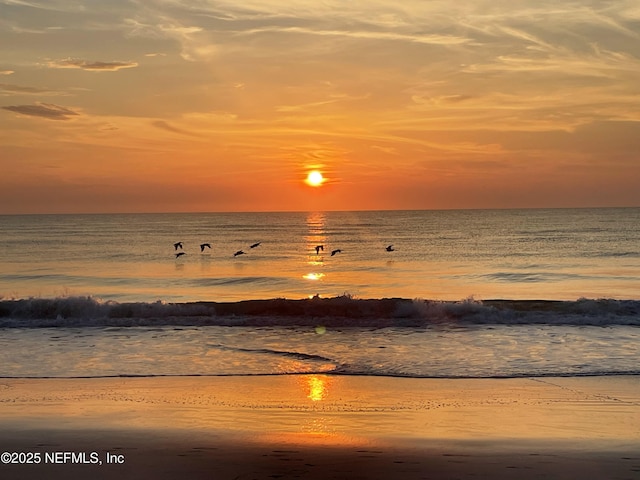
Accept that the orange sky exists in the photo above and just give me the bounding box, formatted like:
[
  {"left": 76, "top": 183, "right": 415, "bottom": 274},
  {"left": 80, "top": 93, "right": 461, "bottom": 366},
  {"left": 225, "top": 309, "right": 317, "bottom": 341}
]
[{"left": 1, "top": 0, "right": 639, "bottom": 213}]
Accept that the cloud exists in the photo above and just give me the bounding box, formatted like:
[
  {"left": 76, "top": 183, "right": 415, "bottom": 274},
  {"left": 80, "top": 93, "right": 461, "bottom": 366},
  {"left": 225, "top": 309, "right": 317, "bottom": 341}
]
[
  {"left": 155, "top": 24, "right": 217, "bottom": 61},
  {"left": 0, "top": 83, "right": 66, "bottom": 96},
  {"left": 371, "top": 145, "right": 399, "bottom": 155},
  {"left": 123, "top": 1, "right": 471, "bottom": 63},
  {"left": 1, "top": 0, "right": 85, "bottom": 11},
  {"left": 125, "top": 19, "right": 217, "bottom": 61},
  {"left": 48, "top": 59, "right": 138, "bottom": 71},
  {"left": 238, "top": 26, "right": 472, "bottom": 46},
  {"left": 0, "top": 70, "right": 15, "bottom": 75},
  {"left": 151, "top": 120, "right": 200, "bottom": 136},
  {"left": 2, "top": 102, "right": 79, "bottom": 120},
  {"left": 462, "top": 46, "right": 640, "bottom": 82},
  {"left": 411, "top": 94, "right": 474, "bottom": 106}
]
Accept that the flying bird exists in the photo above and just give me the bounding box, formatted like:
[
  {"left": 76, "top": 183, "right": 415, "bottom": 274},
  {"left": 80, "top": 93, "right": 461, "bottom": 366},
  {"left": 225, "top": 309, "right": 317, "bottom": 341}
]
[
  {"left": 200, "top": 243, "right": 211, "bottom": 252},
  {"left": 331, "top": 249, "right": 341, "bottom": 256},
  {"left": 250, "top": 242, "right": 261, "bottom": 248},
  {"left": 174, "top": 242, "right": 183, "bottom": 250},
  {"left": 386, "top": 245, "right": 395, "bottom": 252},
  {"left": 175, "top": 252, "right": 186, "bottom": 258},
  {"left": 315, "top": 245, "right": 324, "bottom": 255},
  {"left": 233, "top": 250, "right": 245, "bottom": 257}
]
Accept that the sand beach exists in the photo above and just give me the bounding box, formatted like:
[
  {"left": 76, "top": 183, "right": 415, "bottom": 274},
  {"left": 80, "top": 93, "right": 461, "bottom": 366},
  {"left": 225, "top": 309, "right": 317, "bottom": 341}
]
[{"left": 1, "top": 375, "right": 638, "bottom": 479}]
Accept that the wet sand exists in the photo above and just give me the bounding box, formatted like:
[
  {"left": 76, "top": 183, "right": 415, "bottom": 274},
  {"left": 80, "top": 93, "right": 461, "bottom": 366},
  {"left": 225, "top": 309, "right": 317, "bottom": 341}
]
[{"left": 0, "top": 375, "right": 639, "bottom": 479}]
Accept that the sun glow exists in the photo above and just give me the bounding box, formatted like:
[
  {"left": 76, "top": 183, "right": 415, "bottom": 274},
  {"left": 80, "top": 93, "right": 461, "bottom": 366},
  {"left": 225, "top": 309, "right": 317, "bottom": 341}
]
[{"left": 305, "top": 170, "right": 325, "bottom": 187}]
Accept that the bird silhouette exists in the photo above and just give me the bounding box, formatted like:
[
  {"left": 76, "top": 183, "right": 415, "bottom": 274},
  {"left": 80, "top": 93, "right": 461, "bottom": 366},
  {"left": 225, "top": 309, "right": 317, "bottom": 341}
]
[
  {"left": 174, "top": 242, "right": 183, "bottom": 250},
  {"left": 175, "top": 252, "right": 186, "bottom": 258},
  {"left": 200, "top": 243, "right": 211, "bottom": 252},
  {"left": 250, "top": 242, "right": 261, "bottom": 249},
  {"left": 233, "top": 250, "right": 245, "bottom": 257},
  {"left": 315, "top": 245, "right": 324, "bottom": 255},
  {"left": 386, "top": 245, "right": 394, "bottom": 252},
  {"left": 331, "top": 249, "right": 341, "bottom": 256}
]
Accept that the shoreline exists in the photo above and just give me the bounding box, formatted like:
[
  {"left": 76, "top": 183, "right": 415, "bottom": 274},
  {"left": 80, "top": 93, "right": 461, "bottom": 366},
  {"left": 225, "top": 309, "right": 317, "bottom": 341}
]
[{"left": 1, "top": 375, "right": 639, "bottom": 479}]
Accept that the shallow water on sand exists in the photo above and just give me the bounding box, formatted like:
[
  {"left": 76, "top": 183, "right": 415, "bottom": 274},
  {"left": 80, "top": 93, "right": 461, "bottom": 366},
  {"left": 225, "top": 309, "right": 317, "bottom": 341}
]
[{"left": 2, "top": 323, "right": 639, "bottom": 379}]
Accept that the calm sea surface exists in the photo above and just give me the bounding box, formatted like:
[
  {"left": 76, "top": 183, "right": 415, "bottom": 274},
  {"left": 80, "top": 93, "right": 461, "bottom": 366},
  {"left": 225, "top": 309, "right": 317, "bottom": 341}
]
[
  {"left": 1, "top": 208, "right": 639, "bottom": 379},
  {"left": 1, "top": 208, "right": 639, "bottom": 302}
]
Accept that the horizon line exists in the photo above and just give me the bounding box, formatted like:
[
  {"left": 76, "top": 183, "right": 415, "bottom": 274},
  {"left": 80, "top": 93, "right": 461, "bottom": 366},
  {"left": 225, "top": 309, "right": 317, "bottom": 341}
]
[{"left": 1, "top": 205, "right": 638, "bottom": 216}]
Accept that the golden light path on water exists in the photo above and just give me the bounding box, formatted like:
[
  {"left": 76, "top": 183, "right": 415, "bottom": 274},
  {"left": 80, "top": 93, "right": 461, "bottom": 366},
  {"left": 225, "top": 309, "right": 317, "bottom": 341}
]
[
  {"left": 304, "top": 211, "right": 328, "bottom": 295},
  {"left": 303, "top": 273, "right": 325, "bottom": 281},
  {"left": 306, "top": 376, "right": 328, "bottom": 402}
]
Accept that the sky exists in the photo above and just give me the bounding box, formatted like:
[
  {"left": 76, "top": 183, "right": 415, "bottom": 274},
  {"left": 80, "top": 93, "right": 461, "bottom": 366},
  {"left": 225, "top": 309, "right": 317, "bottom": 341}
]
[{"left": 1, "top": 0, "right": 639, "bottom": 213}]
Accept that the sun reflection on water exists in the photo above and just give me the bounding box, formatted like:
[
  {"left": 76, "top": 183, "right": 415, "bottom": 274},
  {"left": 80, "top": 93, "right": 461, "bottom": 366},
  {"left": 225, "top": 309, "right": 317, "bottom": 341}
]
[
  {"left": 307, "top": 375, "right": 327, "bottom": 402},
  {"left": 303, "top": 272, "right": 325, "bottom": 281},
  {"left": 305, "top": 212, "right": 326, "bottom": 263},
  {"left": 305, "top": 212, "right": 328, "bottom": 296}
]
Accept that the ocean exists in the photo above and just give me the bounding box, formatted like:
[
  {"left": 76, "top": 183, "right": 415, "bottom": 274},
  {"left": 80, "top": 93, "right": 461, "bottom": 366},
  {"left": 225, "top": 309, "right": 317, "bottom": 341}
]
[{"left": 1, "top": 208, "right": 639, "bottom": 379}]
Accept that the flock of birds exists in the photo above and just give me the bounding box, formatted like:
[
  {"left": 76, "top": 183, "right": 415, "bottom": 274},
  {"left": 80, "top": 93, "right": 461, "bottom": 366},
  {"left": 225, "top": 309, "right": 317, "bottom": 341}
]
[
  {"left": 173, "top": 241, "right": 395, "bottom": 258},
  {"left": 173, "top": 240, "right": 263, "bottom": 258}
]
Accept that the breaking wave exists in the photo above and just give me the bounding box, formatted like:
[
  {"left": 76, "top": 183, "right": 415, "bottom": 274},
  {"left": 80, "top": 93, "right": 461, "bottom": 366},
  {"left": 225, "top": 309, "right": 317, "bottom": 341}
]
[{"left": 1, "top": 295, "right": 639, "bottom": 328}]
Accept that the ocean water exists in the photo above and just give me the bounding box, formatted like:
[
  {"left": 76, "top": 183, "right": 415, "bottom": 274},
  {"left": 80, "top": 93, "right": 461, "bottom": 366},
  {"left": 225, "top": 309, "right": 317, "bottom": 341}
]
[{"left": 1, "top": 208, "right": 639, "bottom": 379}]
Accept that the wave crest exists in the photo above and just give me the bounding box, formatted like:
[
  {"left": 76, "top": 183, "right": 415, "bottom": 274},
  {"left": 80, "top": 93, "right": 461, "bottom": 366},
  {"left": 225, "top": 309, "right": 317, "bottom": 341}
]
[{"left": 0, "top": 295, "right": 638, "bottom": 328}]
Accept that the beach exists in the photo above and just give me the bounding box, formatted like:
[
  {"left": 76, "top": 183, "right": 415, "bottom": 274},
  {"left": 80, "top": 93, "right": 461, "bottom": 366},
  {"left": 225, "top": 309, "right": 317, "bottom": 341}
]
[
  {"left": 1, "top": 209, "right": 639, "bottom": 478},
  {"left": 1, "top": 375, "right": 638, "bottom": 479}
]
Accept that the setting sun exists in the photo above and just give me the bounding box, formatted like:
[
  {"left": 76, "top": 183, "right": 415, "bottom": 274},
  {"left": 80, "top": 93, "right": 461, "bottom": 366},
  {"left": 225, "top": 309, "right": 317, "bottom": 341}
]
[{"left": 305, "top": 171, "right": 325, "bottom": 187}]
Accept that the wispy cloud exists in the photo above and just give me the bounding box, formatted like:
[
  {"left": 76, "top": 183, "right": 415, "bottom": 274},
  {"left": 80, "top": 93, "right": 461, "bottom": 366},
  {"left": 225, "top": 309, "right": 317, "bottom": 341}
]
[
  {"left": 0, "top": 83, "right": 66, "bottom": 96},
  {"left": 0, "top": 70, "right": 15, "bottom": 75},
  {"left": 2, "top": 102, "right": 79, "bottom": 120},
  {"left": 124, "top": 19, "right": 217, "bottom": 61},
  {"left": 151, "top": 120, "right": 200, "bottom": 137},
  {"left": 276, "top": 94, "right": 368, "bottom": 113},
  {"left": 1, "top": 0, "right": 85, "bottom": 11},
  {"left": 2, "top": 0, "right": 48, "bottom": 8},
  {"left": 238, "top": 26, "right": 472, "bottom": 46},
  {"left": 463, "top": 46, "right": 640, "bottom": 79},
  {"left": 48, "top": 59, "right": 138, "bottom": 71},
  {"left": 371, "top": 145, "right": 399, "bottom": 155}
]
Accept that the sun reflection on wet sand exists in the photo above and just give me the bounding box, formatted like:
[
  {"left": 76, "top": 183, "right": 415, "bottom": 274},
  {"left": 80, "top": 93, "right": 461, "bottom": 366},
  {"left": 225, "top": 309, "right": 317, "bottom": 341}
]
[
  {"left": 299, "top": 375, "right": 338, "bottom": 437},
  {"left": 2, "top": 375, "right": 638, "bottom": 479}
]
